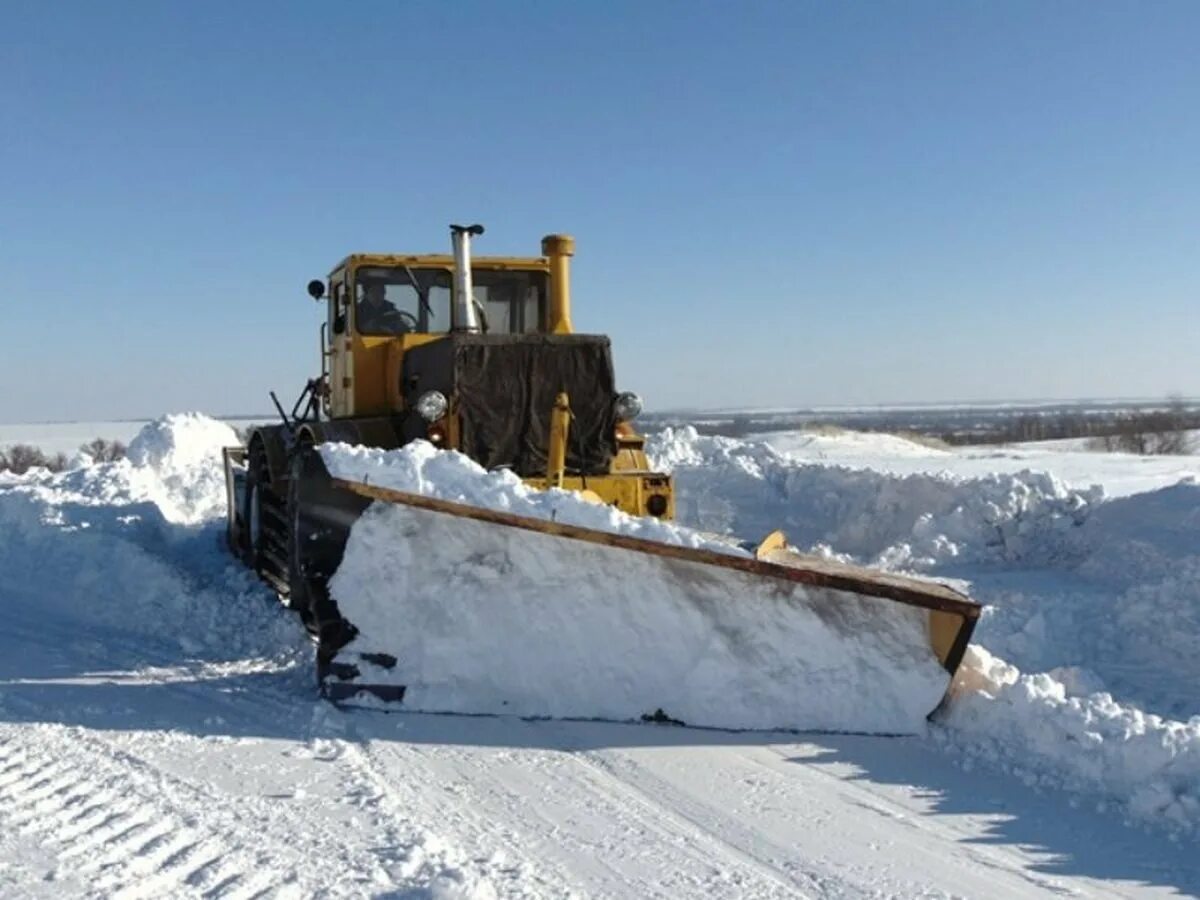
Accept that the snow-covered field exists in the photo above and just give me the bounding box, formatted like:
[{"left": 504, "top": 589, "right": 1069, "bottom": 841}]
[
  {"left": 750, "top": 428, "right": 1200, "bottom": 498},
  {"left": 1, "top": 415, "right": 1197, "bottom": 897}
]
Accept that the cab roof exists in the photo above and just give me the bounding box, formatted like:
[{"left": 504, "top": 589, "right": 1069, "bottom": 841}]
[{"left": 332, "top": 253, "right": 551, "bottom": 276}]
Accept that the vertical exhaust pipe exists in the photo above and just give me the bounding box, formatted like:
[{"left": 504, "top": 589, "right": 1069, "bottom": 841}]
[
  {"left": 541, "top": 234, "right": 575, "bottom": 334},
  {"left": 450, "top": 224, "right": 484, "bottom": 333}
]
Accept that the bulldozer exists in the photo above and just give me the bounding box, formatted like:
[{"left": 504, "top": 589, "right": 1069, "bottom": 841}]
[{"left": 224, "top": 224, "right": 980, "bottom": 733}]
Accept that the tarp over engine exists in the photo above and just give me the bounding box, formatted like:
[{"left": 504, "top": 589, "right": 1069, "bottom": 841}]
[{"left": 401, "top": 334, "right": 618, "bottom": 476}]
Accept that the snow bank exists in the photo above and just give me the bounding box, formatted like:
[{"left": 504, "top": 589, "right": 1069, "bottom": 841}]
[
  {"left": 320, "top": 440, "right": 951, "bottom": 733},
  {"left": 0, "top": 414, "right": 300, "bottom": 661},
  {"left": 750, "top": 427, "right": 950, "bottom": 460},
  {"left": 650, "top": 426, "right": 1200, "bottom": 834},
  {"left": 125, "top": 412, "right": 241, "bottom": 522},
  {"left": 939, "top": 647, "right": 1200, "bottom": 835},
  {"left": 649, "top": 426, "right": 1098, "bottom": 570}
]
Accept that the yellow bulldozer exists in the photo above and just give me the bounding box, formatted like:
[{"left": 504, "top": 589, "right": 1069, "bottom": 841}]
[{"left": 225, "top": 224, "right": 979, "bottom": 733}]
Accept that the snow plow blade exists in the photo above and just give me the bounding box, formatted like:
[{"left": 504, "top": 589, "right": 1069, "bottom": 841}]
[{"left": 291, "top": 455, "right": 980, "bottom": 734}]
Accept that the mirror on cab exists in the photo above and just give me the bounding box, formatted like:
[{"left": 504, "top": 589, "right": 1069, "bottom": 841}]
[{"left": 307, "top": 279, "right": 325, "bottom": 300}]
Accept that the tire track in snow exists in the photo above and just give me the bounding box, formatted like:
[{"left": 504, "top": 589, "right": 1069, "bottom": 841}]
[
  {"left": 0, "top": 733, "right": 268, "bottom": 899},
  {"left": 0, "top": 719, "right": 491, "bottom": 899},
  {"left": 580, "top": 742, "right": 980, "bottom": 899},
  {"left": 0, "top": 609, "right": 502, "bottom": 898},
  {"left": 584, "top": 741, "right": 1153, "bottom": 899},
  {"left": 566, "top": 746, "right": 846, "bottom": 898},
  {"left": 335, "top": 739, "right": 567, "bottom": 900},
  {"left": 352, "top": 730, "right": 808, "bottom": 899}
]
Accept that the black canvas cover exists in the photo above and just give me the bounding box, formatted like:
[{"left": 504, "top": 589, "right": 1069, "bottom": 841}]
[{"left": 402, "top": 334, "right": 618, "bottom": 477}]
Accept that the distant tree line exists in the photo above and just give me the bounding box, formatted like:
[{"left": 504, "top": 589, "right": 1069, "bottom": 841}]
[
  {"left": 1085, "top": 405, "right": 1197, "bottom": 455},
  {"left": 949, "top": 397, "right": 1198, "bottom": 454},
  {"left": 0, "top": 438, "right": 126, "bottom": 475}
]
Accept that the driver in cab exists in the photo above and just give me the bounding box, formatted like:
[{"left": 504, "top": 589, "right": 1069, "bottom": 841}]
[{"left": 357, "top": 283, "right": 411, "bottom": 334}]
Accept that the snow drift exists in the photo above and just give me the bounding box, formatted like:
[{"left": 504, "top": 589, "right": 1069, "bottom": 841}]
[
  {"left": 320, "top": 441, "right": 953, "bottom": 733},
  {"left": 649, "top": 426, "right": 1099, "bottom": 570},
  {"left": 0, "top": 413, "right": 301, "bottom": 661},
  {"left": 942, "top": 646, "right": 1200, "bottom": 834}
]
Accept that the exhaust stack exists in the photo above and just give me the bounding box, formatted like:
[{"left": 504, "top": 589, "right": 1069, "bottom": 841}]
[
  {"left": 542, "top": 233, "right": 574, "bottom": 334},
  {"left": 450, "top": 224, "right": 484, "bottom": 333}
]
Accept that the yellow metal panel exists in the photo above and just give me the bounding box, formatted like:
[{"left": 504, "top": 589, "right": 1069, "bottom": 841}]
[
  {"left": 523, "top": 472, "right": 675, "bottom": 520},
  {"left": 344, "top": 332, "right": 446, "bottom": 419},
  {"left": 611, "top": 445, "right": 654, "bottom": 472},
  {"left": 929, "top": 609, "right": 963, "bottom": 669},
  {"left": 546, "top": 393, "right": 571, "bottom": 487},
  {"left": 333, "top": 254, "right": 551, "bottom": 276}
]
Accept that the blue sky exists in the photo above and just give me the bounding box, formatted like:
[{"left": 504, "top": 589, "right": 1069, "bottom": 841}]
[{"left": 3, "top": 1, "right": 1198, "bottom": 422}]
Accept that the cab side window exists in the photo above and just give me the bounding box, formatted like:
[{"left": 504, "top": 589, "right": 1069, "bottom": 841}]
[{"left": 331, "top": 282, "right": 348, "bottom": 334}]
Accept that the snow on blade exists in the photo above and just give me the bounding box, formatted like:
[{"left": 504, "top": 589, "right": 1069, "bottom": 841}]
[
  {"left": 320, "top": 441, "right": 951, "bottom": 733},
  {"left": 321, "top": 440, "right": 747, "bottom": 556}
]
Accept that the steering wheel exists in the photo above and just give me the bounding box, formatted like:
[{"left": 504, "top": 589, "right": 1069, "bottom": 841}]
[{"left": 378, "top": 308, "right": 419, "bottom": 332}]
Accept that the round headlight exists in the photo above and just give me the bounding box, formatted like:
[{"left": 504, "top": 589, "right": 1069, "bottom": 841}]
[
  {"left": 415, "top": 390, "right": 448, "bottom": 422},
  {"left": 614, "top": 391, "right": 643, "bottom": 421}
]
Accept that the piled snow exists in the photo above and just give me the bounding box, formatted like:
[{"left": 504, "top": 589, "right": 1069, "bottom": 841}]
[
  {"left": 125, "top": 412, "right": 237, "bottom": 471},
  {"left": 941, "top": 647, "right": 1200, "bottom": 834},
  {"left": 649, "top": 425, "right": 1200, "bottom": 834},
  {"left": 125, "top": 412, "right": 243, "bottom": 522},
  {"left": 0, "top": 413, "right": 300, "bottom": 660},
  {"left": 649, "top": 426, "right": 1099, "bottom": 570},
  {"left": 729, "top": 425, "right": 1200, "bottom": 498},
  {"left": 320, "top": 441, "right": 951, "bottom": 733},
  {"left": 750, "top": 427, "right": 950, "bottom": 460}
]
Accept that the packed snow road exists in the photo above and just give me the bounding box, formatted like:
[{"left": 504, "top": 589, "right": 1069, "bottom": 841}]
[
  {"left": 1, "top": 414, "right": 1198, "bottom": 897},
  {"left": 2, "top": 606, "right": 1194, "bottom": 899}
]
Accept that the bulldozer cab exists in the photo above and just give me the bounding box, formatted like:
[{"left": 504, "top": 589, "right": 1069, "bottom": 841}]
[
  {"left": 317, "top": 234, "right": 571, "bottom": 420},
  {"left": 295, "top": 227, "right": 666, "bottom": 519}
]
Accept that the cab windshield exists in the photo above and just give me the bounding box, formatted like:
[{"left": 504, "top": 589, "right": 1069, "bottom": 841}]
[
  {"left": 355, "top": 266, "right": 451, "bottom": 336},
  {"left": 354, "top": 266, "right": 547, "bottom": 336}
]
